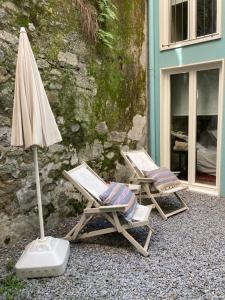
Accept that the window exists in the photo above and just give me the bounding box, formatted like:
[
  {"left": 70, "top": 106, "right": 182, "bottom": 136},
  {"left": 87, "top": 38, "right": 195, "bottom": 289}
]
[
  {"left": 160, "top": 61, "right": 223, "bottom": 194},
  {"left": 160, "top": 0, "right": 221, "bottom": 49}
]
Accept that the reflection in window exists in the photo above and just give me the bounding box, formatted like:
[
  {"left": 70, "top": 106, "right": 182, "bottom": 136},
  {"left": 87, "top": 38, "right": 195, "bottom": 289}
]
[
  {"left": 170, "top": 73, "right": 189, "bottom": 181},
  {"left": 196, "top": 69, "right": 219, "bottom": 185},
  {"left": 171, "top": 0, "right": 188, "bottom": 42},
  {"left": 197, "top": 0, "right": 217, "bottom": 37}
]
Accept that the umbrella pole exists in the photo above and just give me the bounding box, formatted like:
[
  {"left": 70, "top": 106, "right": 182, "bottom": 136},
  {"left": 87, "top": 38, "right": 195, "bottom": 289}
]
[{"left": 33, "top": 146, "right": 45, "bottom": 239}]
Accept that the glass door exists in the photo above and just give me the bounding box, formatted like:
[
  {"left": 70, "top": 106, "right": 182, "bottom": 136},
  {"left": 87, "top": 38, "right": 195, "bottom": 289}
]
[
  {"left": 165, "top": 65, "right": 221, "bottom": 191},
  {"left": 170, "top": 73, "right": 189, "bottom": 181},
  {"left": 195, "top": 69, "right": 219, "bottom": 186}
]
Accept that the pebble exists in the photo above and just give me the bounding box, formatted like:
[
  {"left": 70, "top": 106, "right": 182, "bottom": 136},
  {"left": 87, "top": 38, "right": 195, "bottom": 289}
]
[{"left": 1, "top": 191, "right": 225, "bottom": 299}]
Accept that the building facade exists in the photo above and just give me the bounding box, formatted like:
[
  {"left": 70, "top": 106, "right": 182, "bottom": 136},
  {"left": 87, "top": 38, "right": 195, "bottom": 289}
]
[{"left": 149, "top": 0, "right": 225, "bottom": 196}]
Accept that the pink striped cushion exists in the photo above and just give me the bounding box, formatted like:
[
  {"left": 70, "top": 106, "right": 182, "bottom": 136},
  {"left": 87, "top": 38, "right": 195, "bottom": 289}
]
[{"left": 99, "top": 182, "right": 137, "bottom": 221}]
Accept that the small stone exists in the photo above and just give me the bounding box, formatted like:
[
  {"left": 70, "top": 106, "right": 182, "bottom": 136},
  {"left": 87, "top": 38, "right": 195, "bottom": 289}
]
[
  {"left": 128, "top": 114, "right": 146, "bottom": 141},
  {"left": 37, "top": 59, "right": 50, "bottom": 69},
  {"left": 0, "top": 66, "right": 10, "bottom": 83},
  {"left": 92, "top": 139, "right": 104, "bottom": 158},
  {"left": 57, "top": 116, "right": 64, "bottom": 125},
  {"left": 71, "top": 152, "right": 78, "bottom": 166},
  {"left": 58, "top": 51, "right": 78, "bottom": 67},
  {"left": 103, "top": 142, "right": 112, "bottom": 149},
  {"left": 2, "top": 2, "right": 18, "bottom": 12},
  {"left": 50, "top": 69, "right": 61, "bottom": 76},
  {"left": 0, "top": 30, "right": 18, "bottom": 45},
  {"left": 106, "top": 152, "right": 114, "bottom": 160},
  {"left": 28, "top": 23, "right": 36, "bottom": 31},
  {"left": 0, "top": 49, "right": 5, "bottom": 62},
  {"left": 0, "top": 8, "right": 6, "bottom": 18},
  {"left": 71, "top": 124, "right": 80, "bottom": 132},
  {"left": 48, "top": 144, "right": 65, "bottom": 153},
  {"left": 95, "top": 122, "right": 108, "bottom": 135},
  {"left": 108, "top": 131, "right": 126, "bottom": 143},
  {"left": 0, "top": 127, "right": 11, "bottom": 147},
  {"left": 49, "top": 82, "right": 62, "bottom": 90},
  {"left": 0, "top": 115, "right": 10, "bottom": 126}
]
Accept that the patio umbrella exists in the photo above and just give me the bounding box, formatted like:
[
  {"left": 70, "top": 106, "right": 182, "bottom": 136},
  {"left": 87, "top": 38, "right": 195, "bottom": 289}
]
[{"left": 11, "top": 28, "right": 69, "bottom": 279}]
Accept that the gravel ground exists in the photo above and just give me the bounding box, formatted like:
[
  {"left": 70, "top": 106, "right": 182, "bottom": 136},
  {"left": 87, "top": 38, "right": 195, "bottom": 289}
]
[{"left": 1, "top": 191, "right": 225, "bottom": 300}]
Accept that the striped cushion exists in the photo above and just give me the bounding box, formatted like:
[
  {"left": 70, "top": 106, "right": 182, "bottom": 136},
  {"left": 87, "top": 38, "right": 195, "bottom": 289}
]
[
  {"left": 144, "top": 167, "right": 181, "bottom": 192},
  {"left": 99, "top": 182, "right": 137, "bottom": 222}
]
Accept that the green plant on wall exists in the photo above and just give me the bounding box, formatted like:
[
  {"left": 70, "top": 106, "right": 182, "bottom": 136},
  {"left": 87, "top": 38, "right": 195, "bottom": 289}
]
[
  {"left": 96, "top": 0, "right": 117, "bottom": 48},
  {"left": 73, "top": 0, "right": 117, "bottom": 48}
]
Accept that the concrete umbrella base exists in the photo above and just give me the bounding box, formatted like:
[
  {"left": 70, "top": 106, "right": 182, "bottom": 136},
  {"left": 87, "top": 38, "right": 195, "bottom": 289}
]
[{"left": 15, "top": 236, "right": 70, "bottom": 279}]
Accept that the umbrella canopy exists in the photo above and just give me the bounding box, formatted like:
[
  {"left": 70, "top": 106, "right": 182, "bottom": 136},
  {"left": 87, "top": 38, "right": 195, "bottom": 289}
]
[
  {"left": 11, "top": 27, "right": 62, "bottom": 149},
  {"left": 11, "top": 27, "right": 63, "bottom": 240}
]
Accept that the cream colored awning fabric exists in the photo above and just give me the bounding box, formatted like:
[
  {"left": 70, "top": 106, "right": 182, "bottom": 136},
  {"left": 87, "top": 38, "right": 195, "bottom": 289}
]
[{"left": 11, "top": 27, "right": 62, "bottom": 149}]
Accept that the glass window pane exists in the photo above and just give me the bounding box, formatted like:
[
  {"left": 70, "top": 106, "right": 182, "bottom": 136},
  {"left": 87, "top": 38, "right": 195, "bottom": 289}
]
[
  {"left": 170, "top": 73, "right": 189, "bottom": 181},
  {"left": 197, "top": 0, "right": 217, "bottom": 36},
  {"left": 196, "top": 69, "right": 219, "bottom": 185},
  {"left": 171, "top": 0, "right": 188, "bottom": 42}
]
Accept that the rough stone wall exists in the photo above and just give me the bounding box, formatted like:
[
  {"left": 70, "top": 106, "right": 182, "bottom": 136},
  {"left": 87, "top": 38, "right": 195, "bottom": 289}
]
[{"left": 0, "top": 0, "right": 147, "bottom": 245}]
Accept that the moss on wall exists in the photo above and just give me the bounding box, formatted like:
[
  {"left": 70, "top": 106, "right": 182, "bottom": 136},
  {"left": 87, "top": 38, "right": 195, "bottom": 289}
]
[
  {"left": 89, "top": 0, "right": 146, "bottom": 131},
  {"left": 0, "top": 0, "right": 147, "bottom": 244}
]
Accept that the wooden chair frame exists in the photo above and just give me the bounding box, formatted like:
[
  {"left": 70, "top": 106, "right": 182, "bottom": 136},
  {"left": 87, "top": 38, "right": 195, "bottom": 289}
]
[
  {"left": 63, "top": 162, "right": 155, "bottom": 257},
  {"left": 121, "top": 149, "right": 189, "bottom": 220}
]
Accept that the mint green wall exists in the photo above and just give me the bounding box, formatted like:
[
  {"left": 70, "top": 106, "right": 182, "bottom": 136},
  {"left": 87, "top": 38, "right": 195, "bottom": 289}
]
[{"left": 150, "top": 0, "right": 225, "bottom": 195}]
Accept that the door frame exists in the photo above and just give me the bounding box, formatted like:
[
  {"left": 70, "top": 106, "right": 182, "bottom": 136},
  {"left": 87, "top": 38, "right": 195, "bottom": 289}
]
[{"left": 160, "top": 59, "right": 224, "bottom": 195}]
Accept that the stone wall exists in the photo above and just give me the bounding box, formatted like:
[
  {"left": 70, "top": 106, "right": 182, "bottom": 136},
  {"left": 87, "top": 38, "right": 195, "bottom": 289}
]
[{"left": 0, "top": 0, "right": 147, "bottom": 246}]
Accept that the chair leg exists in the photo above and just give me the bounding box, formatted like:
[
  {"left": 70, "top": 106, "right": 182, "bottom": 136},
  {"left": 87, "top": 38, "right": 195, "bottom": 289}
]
[
  {"left": 143, "top": 184, "right": 168, "bottom": 220},
  {"left": 143, "top": 184, "right": 189, "bottom": 220},
  {"left": 65, "top": 213, "right": 88, "bottom": 240},
  {"left": 121, "top": 229, "right": 149, "bottom": 257},
  {"left": 174, "top": 192, "right": 189, "bottom": 210},
  {"left": 144, "top": 225, "right": 153, "bottom": 251}
]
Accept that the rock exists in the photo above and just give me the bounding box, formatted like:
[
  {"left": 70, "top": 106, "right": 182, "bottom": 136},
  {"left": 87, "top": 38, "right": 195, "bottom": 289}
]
[
  {"left": 0, "top": 214, "right": 38, "bottom": 247},
  {"left": 78, "top": 140, "right": 104, "bottom": 161},
  {"left": 0, "top": 66, "right": 10, "bottom": 83},
  {"left": 46, "top": 90, "right": 59, "bottom": 104},
  {"left": 50, "top": 69, "right": 61, "bottom": 76},
  {"left": 114, "top": 162, "right": 131, "bottom": 182},
  {"left": 0, "top": 127, "right": 11, "bottom": 147},
  {"left": 0, "top": 49, "right": 5, "bottom": 62},
  {"left": 104, "top": 142, "right": 112, "bottom": 149},
  {"left": 95, "top": 122, "right": 108, "bottom": 135},
  {"left": 0, "top": 30, "right": 18, "bottom": 45},
  {"left": 108, "top": 131, "right": 126, "bottom": 143},
  {"left": 28, "top": 23, "right": 36, "bottom": 31},
  {"left": 71, "top": 123, "right": 80, "bottom": 132},
  {"left": 16, "top": 178, "right": 36, "bottom": 212},
  {"left": 106, "top": 152, "right": 114, "bottom": 160},
  {"left": 57, "top": 116, "right": 64, "bottom": 125},
  {"left": 92, "top": 139, "right": 104, "bottom": 159},
  {"left": 48, "top": 144, "right": 65, "bottom": 154},
  {"left": 49, "top": 82, "right": 62, "bottom": 90},
  {"left": 2, "top": 1, "right": 18, "bottom": 13},
  {"left": 37, "top": 59, "right": 50, "bottom": 69},
  {"left": 70, "top": 151, "right": 78, "bottom": 166},
  {"left": 58, "top": 51, "right": 78, "bottom": 67},
  {"left": 0, "top": 115, "right": 10, "bottom": 126},
  {"left": 0, "top": 8, "right": 6, "bottom": 18},
  {"left": 128, "top": 114, "right": 146, "bottom": 141}
]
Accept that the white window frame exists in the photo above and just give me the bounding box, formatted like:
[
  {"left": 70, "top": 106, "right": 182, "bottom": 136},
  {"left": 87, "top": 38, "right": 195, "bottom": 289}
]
[
  {"left": 160, "top": 59, "right": 224, "bottom": 195},
  {"left": 160, "top": 0, "right": 222, "bottom": 51}
]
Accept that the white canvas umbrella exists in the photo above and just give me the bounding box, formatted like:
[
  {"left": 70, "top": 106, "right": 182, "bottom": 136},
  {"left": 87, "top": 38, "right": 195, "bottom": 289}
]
[{"left": 11, "top": 28, "right": 70, "bottom": 278}]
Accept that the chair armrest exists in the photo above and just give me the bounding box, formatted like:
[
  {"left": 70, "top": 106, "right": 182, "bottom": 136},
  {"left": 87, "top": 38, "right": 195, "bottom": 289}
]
[
  {"left": 130, "top": 177, "right": 154, "bottom": 183},
  {"left": 84, "top": 205, "right": 127, "bottom": 214}
]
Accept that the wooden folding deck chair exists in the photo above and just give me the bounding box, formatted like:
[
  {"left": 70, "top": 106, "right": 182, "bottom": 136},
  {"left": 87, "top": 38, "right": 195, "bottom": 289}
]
[
  {"left": 121, "top": 149, "right": 189, "bottom": 220},
  {"left": 63, "top": 162, "right": 155, "bottom": 256}
]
